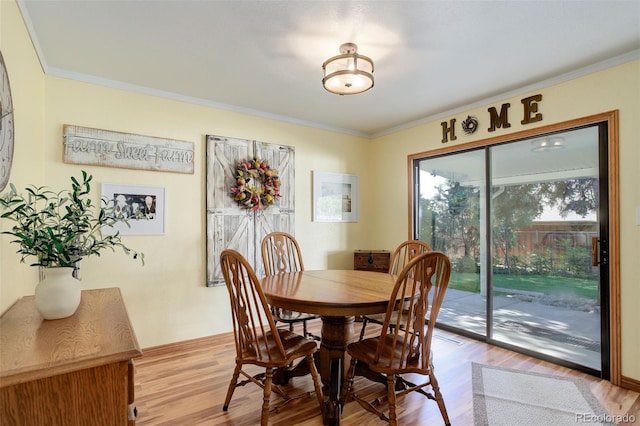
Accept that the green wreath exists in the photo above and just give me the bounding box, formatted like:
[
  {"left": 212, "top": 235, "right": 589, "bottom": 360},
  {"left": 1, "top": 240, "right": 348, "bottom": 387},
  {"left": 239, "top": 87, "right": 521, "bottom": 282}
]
[{"left": 230, "top": 158, "right": 281, "bottom": 211}]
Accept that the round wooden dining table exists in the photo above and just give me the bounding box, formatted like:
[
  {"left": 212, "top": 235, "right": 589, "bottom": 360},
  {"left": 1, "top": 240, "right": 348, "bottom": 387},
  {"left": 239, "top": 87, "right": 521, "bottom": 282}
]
[{"left": 261, "top": 269, "right": 399, "bottom": 425}]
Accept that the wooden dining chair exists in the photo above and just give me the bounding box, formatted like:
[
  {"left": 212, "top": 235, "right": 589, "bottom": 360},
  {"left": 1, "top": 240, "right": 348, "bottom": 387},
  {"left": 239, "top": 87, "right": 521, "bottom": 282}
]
[
  {"left": 220, "top": 249, "right": 324, "bottom": 426},
  {"left": 359, "top": 240, "right": 432, "bottom": 340},
  {"left": 261, "top": 231, "right": 320, "bottom": 340},
  {"left": 342, "top": 251, "right": 452, "bottom": 426}
]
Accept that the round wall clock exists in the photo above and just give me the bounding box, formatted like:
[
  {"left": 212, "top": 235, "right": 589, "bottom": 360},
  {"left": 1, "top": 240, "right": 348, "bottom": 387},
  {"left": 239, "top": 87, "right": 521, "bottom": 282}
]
[{"left": 1, "top": 50, "right": 15, "bottom": 192}]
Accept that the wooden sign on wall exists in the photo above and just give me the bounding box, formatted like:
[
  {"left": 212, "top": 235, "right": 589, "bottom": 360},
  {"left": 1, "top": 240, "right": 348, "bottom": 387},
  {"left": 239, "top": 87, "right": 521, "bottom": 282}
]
[{"left": 63, "top": 125, "right": 194, "bottom": 174}]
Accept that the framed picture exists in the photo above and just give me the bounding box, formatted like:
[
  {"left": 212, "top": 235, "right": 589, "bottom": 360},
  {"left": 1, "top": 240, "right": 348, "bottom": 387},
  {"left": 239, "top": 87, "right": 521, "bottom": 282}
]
[
  {"left": 313, "top": 171, "right": 358, "bottom": 222},
  {"left": 101, "top": 183, "right": 165, "bottom": 235}
]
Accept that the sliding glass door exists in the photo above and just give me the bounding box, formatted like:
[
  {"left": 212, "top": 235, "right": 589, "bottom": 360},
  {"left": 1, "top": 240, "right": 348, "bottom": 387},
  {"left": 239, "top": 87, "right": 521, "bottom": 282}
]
[
  {"left": 415, "top": 149, "right": 487, "bottom": 336},
  {"left": 414, "top": 123, "right": 609, "bottom": 376}
]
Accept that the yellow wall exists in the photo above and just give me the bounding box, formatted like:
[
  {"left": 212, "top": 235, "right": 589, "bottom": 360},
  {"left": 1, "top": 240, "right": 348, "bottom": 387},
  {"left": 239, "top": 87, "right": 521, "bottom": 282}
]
[
  {"left": 1, "top": 0, "right": 373, "bottom": 345},
  {"left": 40, "top": 78, "right": 374, "bottom": 345},
  {"left": 0, "top": 0, "right": 46, "bottom": 310},
  {"left": 2, "top": 0, "right": 638, "bottom": 381}
]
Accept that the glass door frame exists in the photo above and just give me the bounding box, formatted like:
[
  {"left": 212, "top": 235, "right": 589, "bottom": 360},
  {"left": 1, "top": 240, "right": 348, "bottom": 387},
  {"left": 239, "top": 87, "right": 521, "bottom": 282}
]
[{"left": 407, "top": 111, "right": 620, "bottom": 384}]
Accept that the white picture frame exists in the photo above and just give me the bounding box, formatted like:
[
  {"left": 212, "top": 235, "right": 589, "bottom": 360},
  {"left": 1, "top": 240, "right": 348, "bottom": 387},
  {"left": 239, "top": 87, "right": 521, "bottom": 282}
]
[
  {"left": 101, "top": 183, "right": 165, "bottom": 235},
  {"left": 313, "top": 171, "right": 358, "bottom": 222}
]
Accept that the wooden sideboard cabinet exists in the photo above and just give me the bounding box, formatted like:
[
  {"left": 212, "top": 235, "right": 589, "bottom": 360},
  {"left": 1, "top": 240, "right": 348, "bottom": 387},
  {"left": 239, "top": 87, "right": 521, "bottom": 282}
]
[
  {"left": 354, "top": 250, "right": 390, "bottom": 273},
  {"left": 0, "top": 287, "right": 142, "bottom": 426}
]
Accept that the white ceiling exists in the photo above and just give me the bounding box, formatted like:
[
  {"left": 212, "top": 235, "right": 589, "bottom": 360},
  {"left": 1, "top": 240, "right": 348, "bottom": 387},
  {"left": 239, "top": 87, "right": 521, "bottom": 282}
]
[{"left": 17, "top": 0, "right": 640, "bottom": 138}]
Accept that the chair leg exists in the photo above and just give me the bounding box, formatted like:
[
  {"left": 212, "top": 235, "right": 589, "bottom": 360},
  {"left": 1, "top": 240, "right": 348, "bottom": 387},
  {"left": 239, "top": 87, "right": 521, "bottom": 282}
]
[
  {"left": 223, "top": 364, "right": 242, "bottom": 411},
  {"left": 358, "top": 317, "right": 368, "bottom": 340},
  {"left": 387, "top": 374, "right": 398, "bottom": 426},
  {"left": 429, "top": 370, "right": 451, "bottom": 426},
  {"left": 341, "top": 358, "right": 357, "bottom": 404},
  {"left": 303, "top": 320, "right": 308, "bottom": 338},
  {"left": 261, "top": 367, "right": 274, "bottom": 426},
  {"left": 307, "top": 354, "right": 325, "bottom": 409}
]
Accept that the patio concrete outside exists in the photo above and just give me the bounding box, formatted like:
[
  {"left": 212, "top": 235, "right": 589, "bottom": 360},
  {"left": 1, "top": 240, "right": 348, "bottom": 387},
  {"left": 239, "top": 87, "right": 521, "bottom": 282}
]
[{"left": 438, "top": 288, "right": 601, "bottom": 370}]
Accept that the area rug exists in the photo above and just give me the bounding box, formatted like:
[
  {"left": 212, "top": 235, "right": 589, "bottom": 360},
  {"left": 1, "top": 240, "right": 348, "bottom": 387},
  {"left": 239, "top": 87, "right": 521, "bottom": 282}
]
[{"left": 472, "top": 363, "right": 615, "bottom": 425}]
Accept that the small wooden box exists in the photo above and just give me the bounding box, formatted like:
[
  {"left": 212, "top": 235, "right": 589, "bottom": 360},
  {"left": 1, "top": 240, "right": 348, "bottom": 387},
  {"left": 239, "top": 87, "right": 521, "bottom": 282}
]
[{"left": 354, "top": 250, "right": 390, "bottom": 273}]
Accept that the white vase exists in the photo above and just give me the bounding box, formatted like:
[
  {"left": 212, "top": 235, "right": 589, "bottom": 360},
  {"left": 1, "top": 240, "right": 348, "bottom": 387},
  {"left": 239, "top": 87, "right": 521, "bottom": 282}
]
[{"left": 35, "top": 267, "right": 82, "bottom": 320}]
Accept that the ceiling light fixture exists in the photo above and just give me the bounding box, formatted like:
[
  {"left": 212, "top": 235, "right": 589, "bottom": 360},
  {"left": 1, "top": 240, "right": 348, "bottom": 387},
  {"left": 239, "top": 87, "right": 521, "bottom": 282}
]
[
  {"left": 322, "top": 43, "right": 374, "bottom": 95},
  {"left": 531, "top": 137, "right": 565, "bottom": 152}
]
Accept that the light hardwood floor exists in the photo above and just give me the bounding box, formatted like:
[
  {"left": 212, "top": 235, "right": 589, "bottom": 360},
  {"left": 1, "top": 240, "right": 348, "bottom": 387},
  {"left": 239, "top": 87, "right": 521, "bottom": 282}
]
[{"left": 134, "top": 320, "right": 640, "bottom": 425}]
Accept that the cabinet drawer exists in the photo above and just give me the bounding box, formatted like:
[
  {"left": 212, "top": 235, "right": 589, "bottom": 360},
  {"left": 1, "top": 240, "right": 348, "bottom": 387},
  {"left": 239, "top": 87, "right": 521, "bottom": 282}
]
[{"left": 354, "top": 250, "right": 390, "bottom": 273}]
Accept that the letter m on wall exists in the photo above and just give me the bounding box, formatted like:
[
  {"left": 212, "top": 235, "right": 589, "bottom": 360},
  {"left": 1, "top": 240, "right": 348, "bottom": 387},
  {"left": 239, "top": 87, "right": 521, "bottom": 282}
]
[{"left": 487, "top": 103, "right": 511, "bottom": 132}]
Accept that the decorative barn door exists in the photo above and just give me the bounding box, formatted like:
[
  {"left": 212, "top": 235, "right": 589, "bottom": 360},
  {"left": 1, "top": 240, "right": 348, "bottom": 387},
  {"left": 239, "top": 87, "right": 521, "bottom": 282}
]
[{"left": 206, "top": 135, "right": 295, "bottom": 286}]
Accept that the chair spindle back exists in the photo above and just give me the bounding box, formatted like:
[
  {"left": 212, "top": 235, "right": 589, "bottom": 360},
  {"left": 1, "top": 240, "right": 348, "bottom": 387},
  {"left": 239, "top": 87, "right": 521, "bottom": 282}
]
[
  {"left": 375, "top": 251, "right": 451, "bottom": 372},
  {"left": 388, "top": 240, "right": 432, "bottom": 275},
  {"left": 261, "top": 232, "right": 305, "bottom": 276},
  {"left": 220, "top": 249, "right": 286, "bottom": 362}
]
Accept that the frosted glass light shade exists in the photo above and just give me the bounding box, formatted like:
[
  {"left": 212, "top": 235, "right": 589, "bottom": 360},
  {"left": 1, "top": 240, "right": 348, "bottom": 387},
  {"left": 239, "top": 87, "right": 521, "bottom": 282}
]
[{"left": 322, "top": 43, "right": 374, "bottom": 95}]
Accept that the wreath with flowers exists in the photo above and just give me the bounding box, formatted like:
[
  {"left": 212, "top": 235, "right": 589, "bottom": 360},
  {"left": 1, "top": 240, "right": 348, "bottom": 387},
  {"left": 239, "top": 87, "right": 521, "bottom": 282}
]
[{"left": 230, "top": 158, "right": 281, "bottom": 211}]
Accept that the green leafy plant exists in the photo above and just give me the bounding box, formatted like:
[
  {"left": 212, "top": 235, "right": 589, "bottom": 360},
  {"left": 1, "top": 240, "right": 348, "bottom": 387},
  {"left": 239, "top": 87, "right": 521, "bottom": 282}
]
[{"left": 0, "top": 171, "right": 144, "bottom": 268}]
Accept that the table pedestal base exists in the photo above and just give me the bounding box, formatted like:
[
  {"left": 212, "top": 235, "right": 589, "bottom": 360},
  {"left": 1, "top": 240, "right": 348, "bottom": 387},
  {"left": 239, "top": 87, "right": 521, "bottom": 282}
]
[
  {"left": 318, "top": 316, "right": 354, "bottom": 384},
  {"left": 270, "top": 315, "right": 387, "bottom": 425},
  {"left": 318, "top": 316, "right": 354, "bottom": 425}
]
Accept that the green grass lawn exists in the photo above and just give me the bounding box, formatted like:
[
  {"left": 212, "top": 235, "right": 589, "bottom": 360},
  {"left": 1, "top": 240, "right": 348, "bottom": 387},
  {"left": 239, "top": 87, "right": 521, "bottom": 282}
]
[{"left": 449, "top": 272, "right": 598, "bottom": 299}]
